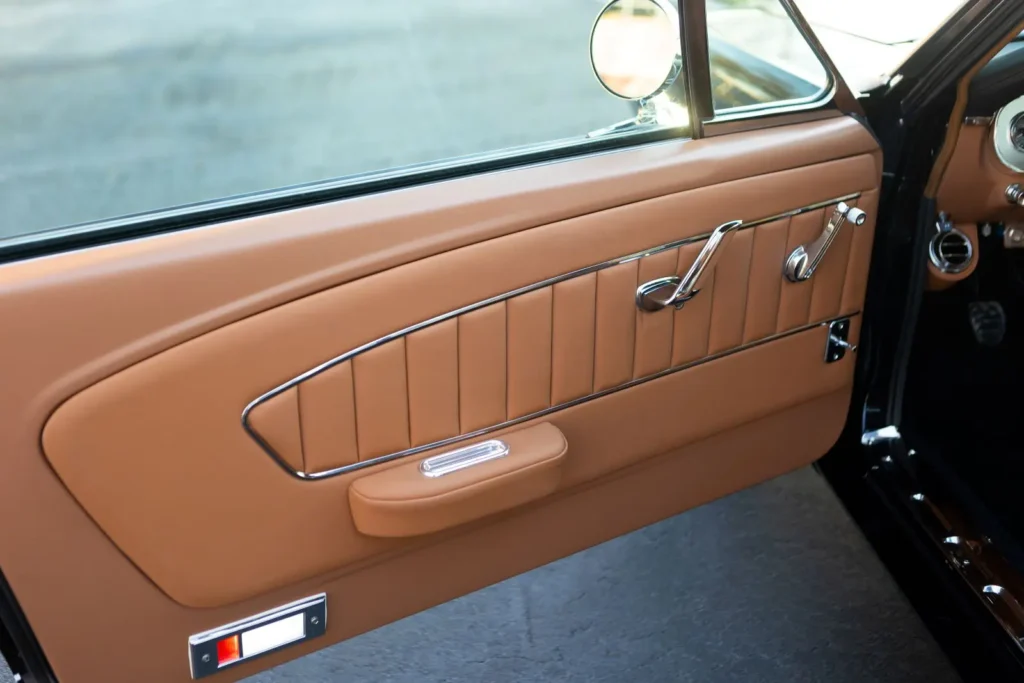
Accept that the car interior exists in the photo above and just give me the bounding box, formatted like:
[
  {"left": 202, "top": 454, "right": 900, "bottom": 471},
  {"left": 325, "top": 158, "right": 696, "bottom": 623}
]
[
  {"left": 0, "top": 1, "right": 885, "bottom": 678},
  {"left": 2, "top": 2, "right": 1024, "bottom": 682},
  {"left": 900, "top": 31, "right": 1024, "bottom": 623}
]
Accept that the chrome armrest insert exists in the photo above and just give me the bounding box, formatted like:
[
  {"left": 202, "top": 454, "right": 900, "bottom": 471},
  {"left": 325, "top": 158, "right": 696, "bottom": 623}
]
[{"left": 420, "top": 439, "right": 510, "bottom": 478}]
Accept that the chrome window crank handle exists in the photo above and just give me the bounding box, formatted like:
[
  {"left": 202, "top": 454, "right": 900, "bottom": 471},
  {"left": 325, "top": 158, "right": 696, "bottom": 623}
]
[
  {"left": 636, "top": 220, "right": 743, "bottom": 312},
  {"left": 784, "top": 201, "right": 867, "bottom": 283}
]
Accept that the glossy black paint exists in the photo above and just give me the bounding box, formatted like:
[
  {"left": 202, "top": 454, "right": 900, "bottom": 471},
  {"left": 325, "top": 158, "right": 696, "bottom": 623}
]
[
  {"left": 0, "top": 569, "right": 57, "bottom": 683},
  {"left": 819, "top": 2, "right": 1024, "bottom": 680},
  {"left": 968, "top": 38, "right": 1024, "bottom": 116}
]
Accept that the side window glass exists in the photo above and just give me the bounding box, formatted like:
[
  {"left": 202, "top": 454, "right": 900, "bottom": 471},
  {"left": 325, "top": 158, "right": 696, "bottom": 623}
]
[
  {"left": 0, "top": 0, "right": 686, "bottom": 242},
  {"left": 707, "top": 0, "right": 829, "bottom": 115}
]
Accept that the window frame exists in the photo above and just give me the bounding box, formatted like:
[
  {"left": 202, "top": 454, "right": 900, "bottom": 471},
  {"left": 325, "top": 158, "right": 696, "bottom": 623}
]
[
  {"left": 693, "top": 0, "right": 845, "bottom": 129},
  {"left": 0, "top": 0, "right": 852, "bottom": 263}
]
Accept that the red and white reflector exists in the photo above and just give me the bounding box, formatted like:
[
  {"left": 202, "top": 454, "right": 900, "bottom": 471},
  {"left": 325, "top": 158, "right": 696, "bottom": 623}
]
[{"left": 188, "top": 593, "right": 326, "bottom": 679}]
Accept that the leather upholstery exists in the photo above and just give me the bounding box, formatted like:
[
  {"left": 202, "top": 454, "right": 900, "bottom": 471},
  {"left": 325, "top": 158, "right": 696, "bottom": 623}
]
[
  {"left": 0, "top": 116, "right": 881, "bottom": 682},
  {"left": 247, "top": 199, "right": 871, "bottom": 477},
  {"left": 937, "top": 123, "right": 1024, "bottom": 223},
  {"left": 349, "top": 422, "right": 567, "bottom": 537}
]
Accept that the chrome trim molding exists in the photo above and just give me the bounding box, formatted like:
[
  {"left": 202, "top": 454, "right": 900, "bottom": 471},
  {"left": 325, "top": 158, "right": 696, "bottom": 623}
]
[
  {"left": 861, "top": 425, "right": 901, "bottom": 446},
  {"left": 246, "top": 311, "right": 859, "bottom": 481},
  {"left": 420, "top": 440, "right": 509, "bottom": 478},
  {"left": 242, "top": 193, "right": 861, "bottom": 480},
  {"left": 872, "top": 452, "right": 1024, "bottom": 656}
]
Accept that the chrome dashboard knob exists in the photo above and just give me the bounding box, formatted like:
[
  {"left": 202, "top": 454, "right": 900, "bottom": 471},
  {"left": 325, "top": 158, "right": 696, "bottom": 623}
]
[{"left": 1006, "top": 183, "right": 1024, "bottom": 206}]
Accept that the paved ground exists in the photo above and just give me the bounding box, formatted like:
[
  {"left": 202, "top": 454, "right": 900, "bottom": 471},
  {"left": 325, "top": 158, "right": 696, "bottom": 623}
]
[{"left": 0, "top": 467, "right": 959, "bottom": 682}]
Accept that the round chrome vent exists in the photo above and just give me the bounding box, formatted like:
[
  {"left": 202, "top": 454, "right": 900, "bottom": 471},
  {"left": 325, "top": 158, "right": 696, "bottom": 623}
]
[{"left": 929, "top": 229, "right": 973, "bottom": 274}]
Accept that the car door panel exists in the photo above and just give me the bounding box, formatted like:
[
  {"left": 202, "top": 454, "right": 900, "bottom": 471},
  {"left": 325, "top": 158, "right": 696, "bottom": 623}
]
[{"left": 0, "top": 116, "right": 879, "bottom": 682}]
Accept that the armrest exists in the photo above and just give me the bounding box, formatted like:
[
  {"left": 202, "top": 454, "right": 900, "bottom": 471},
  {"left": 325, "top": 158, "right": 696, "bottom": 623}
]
[{"left": 348, "top": 422, "right": 567, "bottom": 537}]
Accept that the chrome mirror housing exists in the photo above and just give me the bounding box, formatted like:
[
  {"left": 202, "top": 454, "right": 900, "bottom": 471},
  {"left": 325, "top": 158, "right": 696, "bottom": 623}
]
[{"left": 589, "top": 0, "right": 682, "bottom": 102}]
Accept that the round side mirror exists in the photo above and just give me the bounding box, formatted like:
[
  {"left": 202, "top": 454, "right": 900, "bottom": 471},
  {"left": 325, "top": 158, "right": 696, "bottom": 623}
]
[{"left": 589, "top": 0, "right": 682, "bottom": 101}]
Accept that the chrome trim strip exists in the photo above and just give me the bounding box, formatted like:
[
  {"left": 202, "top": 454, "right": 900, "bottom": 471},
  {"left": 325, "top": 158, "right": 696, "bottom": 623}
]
[
  {"left": 861, "top": 425, "right": 901, "bottom": 446},
  {"left": 420, "top": 440, "right": 509, "bottom": 478},
  {"left": 243, "top": 193, "right": 860, "bottom": 480},
  {"left": 245, "top": 310, "right": 859, "bottom": 481},
  {"left": 871, "top": 451, "right": 1024, "bottom": 655}
]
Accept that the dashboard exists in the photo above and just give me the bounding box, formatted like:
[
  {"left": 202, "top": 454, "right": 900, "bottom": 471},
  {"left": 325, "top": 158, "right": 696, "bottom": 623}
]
[{"left": 932, "top": 40, "right": 1024, "bottom": 287}]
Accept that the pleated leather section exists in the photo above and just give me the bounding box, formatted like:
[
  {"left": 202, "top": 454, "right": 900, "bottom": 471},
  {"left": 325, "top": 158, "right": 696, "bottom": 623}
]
[
  {"left": 407, "top": 320, "right": 460, "bottom": 446},
  {"left": 633, "top": 249, "right": 677, "bottom": 378},
  {"left": 707, "top": 228, "right": 754, "bottom": 354},
  {"left": 299, "top": 361, "right": 358, "bottom": 473},
  {"left": 776, "top": 208, "right": 823, "bottom": 332},
  {"left": 248, "top": 386, "right": 303, "bottom": 472},
  {"left": 353, "top": 339, "right": 410, "bottom": 460},
  {"left": 742, "top": 218, "right": 788, "bottom": 344},
  {"left": 251, "top": 199, "right": 872, "bottom": 474},
  {"left": 458, "top": 303, "right": 507, "bottom": 432},
  {"left": 507, "top": 287, "right": 553, "bottom": 419},
  {"left": 671, "top": 241, "right": 715, "bottom": 366},
  {"left": 594, "top": 262, "right": 638, "bottom": 391},
  {"left": 551, "top": 274, "right": 597, "bottom": 405},
  {"left": 809, "top": 201, "right": 855, "bottom": 323}
]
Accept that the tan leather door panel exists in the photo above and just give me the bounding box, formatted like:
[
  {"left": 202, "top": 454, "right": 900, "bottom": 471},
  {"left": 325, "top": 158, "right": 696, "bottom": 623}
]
[
  {"left": 0, "top": 116, "right": 880, "bottom": 683},
  {"left": 43, "top": 156, "right": 877, "bottom": 609}
]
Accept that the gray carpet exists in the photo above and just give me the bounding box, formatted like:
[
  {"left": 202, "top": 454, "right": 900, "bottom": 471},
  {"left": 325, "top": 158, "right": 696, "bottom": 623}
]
[{"left": 1, "top": 467, "right": 959, "bottom": 683}]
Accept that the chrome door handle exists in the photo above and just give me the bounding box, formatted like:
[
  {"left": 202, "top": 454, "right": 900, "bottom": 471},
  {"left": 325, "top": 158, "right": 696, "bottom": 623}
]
[
  {"left": 784, "top": 201, "right": 866, "bottom": 283},
  {"left": 636, "top": 219, "right": 742, "bottom": 312}
]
